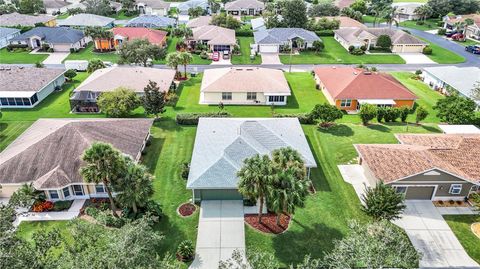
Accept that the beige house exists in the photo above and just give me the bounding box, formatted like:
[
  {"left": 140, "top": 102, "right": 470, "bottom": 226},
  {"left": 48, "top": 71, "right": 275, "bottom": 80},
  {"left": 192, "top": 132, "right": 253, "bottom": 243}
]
[
  {"left": 225, "top": 0, "right": 264, "bottom": 16},
  {"left": 200, "top": 67, "right": 291, "bottom": 105},
  {"left": 355, "top": 134, "right": 480, "bottom": 200},
  {"left": 443, "top": 14, "right": 480, "bottom": 40},
  {"left": 190, "top": 25, "right": 236, "bottom": 52},
  {"left": 134, "top": 0, "right": 170, "bottom": 16},
  {"left": 186, "top": 16, "right": 211, "bottom": 28},
  {"left": 0, "top": 119, "right": 153, "bottom": 200}
]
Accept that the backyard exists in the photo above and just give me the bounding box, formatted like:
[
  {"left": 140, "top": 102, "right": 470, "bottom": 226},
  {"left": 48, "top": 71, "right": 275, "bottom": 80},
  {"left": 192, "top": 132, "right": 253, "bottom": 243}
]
[
  {"left": 231, "top": 37, "right": 262, "bottom": 65},
  {"left": 444, "top": 215, "right": 480, "bottom": 264},
  {"left": 0, "top": 48, "right": 48, "bottom": 64}
]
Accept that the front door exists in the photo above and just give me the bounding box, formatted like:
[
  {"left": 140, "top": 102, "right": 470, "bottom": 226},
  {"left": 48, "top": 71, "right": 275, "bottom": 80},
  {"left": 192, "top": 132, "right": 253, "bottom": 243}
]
[{"left": 249, "top": 8, "right": 254, "bottom": 15}]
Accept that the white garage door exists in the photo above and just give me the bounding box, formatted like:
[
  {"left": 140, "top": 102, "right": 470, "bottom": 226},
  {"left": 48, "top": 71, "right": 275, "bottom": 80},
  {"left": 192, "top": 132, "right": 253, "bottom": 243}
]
[
  {"left": 53, "top": 44, "right": 72, "bottom": 52},
  {"left": 259, "top": 44, "right": 278, "bottom": 53}
]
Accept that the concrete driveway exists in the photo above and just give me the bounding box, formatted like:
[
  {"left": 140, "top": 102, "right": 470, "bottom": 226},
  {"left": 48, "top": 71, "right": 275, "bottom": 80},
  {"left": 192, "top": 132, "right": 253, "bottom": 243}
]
[
  {"left": 338, "top": 164, "right": 373, "bottom": 204},
  {"left": 261, "top": 53, "right": 281, "bottom": 65},
  {"left": 398, "top": 53, "right": 436, "bottom": 64},
  {"left": 210, "top": 57, "right": 231, "bottom": 65},
  {"left": 42, "top": 53, "right": 70, "bottom": 65},
  {"left": 393, "top": 201, "right": 479, "bottom": 268},
  {"left": 190, "top": 200, "right": 245, "bottom": 269}
]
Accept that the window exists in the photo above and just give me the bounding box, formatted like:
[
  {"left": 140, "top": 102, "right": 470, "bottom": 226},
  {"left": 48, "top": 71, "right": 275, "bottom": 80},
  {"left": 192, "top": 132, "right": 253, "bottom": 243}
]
[
  {"left": 72, "top": 185, "right": 84, "bottom": 196},
  {"left": 268, "top": 96, "right": 285, "bottom": 102},
  {"left": 394, "top": 186, "right": 407, "bottom": 195},
  {"left": 62, "top": 187, "right": 70, "bottom": 198},
  {"left": 222, "top": 92, "right": 232, "bottom": 100},
  {"left": 247, "top": 92, "right": 257, "bottom": 100},
  {"left": 95, "top": 184, "right": 106, "bottom": 193},
  {"left": 49, "top": 190, "right": 59, "bottom": 199},
  {"left": 340, "top": 99, "right": 352, "bottom": 107},
  {"left": 449, "top": 184, "right": 462, "bottom": 195}
]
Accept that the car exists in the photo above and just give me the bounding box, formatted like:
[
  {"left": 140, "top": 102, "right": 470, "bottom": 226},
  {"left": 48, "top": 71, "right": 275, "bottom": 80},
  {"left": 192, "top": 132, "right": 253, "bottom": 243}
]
[
  {"left": 222, "top": 50, "right": 230, "bottom": 60},
  {"left": 451, "top": 33, "right": 465, "bottom": 41},
  {"left": 445, "top": 31, "right": 458, "bottom": 37},
  {"left": 465, "top": 45, "right": 480, "bottom": 54},
  {"left": 212, "top": 51, "right": 220, "bottom": 61}
]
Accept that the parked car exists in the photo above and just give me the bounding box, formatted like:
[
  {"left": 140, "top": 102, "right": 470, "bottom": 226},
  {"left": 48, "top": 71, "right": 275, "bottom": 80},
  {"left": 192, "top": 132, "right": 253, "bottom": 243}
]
[
  {"left": 445, "top": 31, "right": 458, "bottom": 37},
  {"left": 222, "top": 50, "right": 230, "bottom": 60},
  {"left": 451, "top": 33, "right": 465, "bottom": 41},
  {"left": 465, "top": 45, "right": 480, "bottom": 54},
  {"left": 212, "top": 51, "right": 220, "bottom": 61}
]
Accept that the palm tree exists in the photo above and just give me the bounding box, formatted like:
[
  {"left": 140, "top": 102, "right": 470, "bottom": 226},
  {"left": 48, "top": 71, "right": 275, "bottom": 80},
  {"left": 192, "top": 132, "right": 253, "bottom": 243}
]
[
  {"left": 84, "top": 26, "right": 114, "bottom": 52},
  {"left": 178, "top": 51, "right": 193, "bottom": 79},
  {"left": 166, "top": 52, "right": 181, "bottom": 79},
  {"left": 271, "top": 147, "right": 306, "bottom": 179},
  {"left": 114, "top": 160, "right": 154, "bottom": 215},
  {"left": 80, "top": 142, "right": 126, "bottom": 217},
  {"left": 237, "top": 154, "right": 274, "bottom": 223}
]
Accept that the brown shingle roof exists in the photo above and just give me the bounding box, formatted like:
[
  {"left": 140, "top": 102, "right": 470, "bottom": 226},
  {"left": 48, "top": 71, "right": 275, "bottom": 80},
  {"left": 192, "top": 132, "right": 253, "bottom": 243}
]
[
  {"left": 334, "top": 27, "right": 427, "bottom": 45},
  {"left": 355, "top": 134, "right": 480, "bottom": 184},
  {"left": 319, "top": 16, "right": 366, "bottom": 28},
  {"left": 192, "top": 25, "right": 236, "bottom": 45},
  {"left": 0, "top": 66, "right": 65, "bottom": 92},
  {"left": 0, "top": 119, "right": 153, "bottom": 189}
]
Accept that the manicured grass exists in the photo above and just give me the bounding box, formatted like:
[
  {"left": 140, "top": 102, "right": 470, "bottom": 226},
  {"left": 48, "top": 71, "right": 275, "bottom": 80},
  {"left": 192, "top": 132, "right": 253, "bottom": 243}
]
[
  {"left": 56, "top": 13, "right": 70, "bottom": 19},
  {"left": 444, "top": 215, "right": 480, "bottom": 264},
  {"left": 0, "top": 48, "right": 48, "bottom": 64},
  {"left": 454, "top": 39, "right": 480, "bottom": 47},
  {"left": 231, "top": 37, "right": 261, "bottom": 65},
  {"left": 399, "top": 19, "right": 440, "bottom": 31},
  {"left": 418, "top": 37, "right": 466, "bottom": 64},
  {"left": 17, "top": 221, "right": 72, "bottom": 242},
  {"left": 154, "top": 37, "right": 212, "bottom": 65},
  {"left": 64, "top": 43, "right": 119, "bottom": 63},
  {"left": 0, "top": 121, "right": 33, "bottom": 151},
  {"left": 362, "top": 15, "right": 386, "bottom": 24},
  {"left": 279, "top": 37, "right": 405, "bottom": 64},
  {"left": 111, "top": 10, "right": 137, "bottom": 20}
]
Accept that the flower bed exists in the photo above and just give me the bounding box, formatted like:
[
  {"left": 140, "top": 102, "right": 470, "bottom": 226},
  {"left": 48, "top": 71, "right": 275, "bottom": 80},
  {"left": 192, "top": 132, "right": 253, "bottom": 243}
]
[
  {"left": 31, "top": 200, "right": 73, "bottom": 212},
  {"left": 178, "top": 203, "right": 196, "bottom": 217},
  {"left": 433, "top": 200, "right": 468, "bottom": 207},
  {"left": 80, "top": 198, "right": 110, "bottom": 214},
  {"left": 244, "top": 213, "right": 291, "bottom": 234}
]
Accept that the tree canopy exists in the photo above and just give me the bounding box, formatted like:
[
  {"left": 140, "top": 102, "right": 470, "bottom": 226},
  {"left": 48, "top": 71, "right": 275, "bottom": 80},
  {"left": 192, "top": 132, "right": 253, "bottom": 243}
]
[
  {"left": 118, "top": 39, "right": 166, "bottom": 67},
  {"left": 97, "top": 87, "right": 140, "bottom": 118},
  {"left": 434, "top": 93, "right": 477, "bottom": 124}
]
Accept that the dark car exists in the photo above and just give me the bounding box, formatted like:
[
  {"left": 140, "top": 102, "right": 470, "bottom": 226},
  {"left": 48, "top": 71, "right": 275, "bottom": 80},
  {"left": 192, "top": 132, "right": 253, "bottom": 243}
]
[
  {"left": 445, "top": 31, "right": 458, "bottom": 37},
  {"left": 465, "top": 45, "right": 480, "bottom": 54}
]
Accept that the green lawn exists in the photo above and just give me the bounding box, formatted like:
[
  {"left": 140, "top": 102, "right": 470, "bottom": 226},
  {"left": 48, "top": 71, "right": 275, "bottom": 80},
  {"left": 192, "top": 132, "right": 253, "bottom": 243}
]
[
  {"left": 0, "top": 48, "right": 48, "bottom": 64},
  {"left": 17, "top": 221, "right": 72, "bottom": 242},
  {"left": 231, "top": 37, "right": 261, "bottom": 65},
  {"left": 418, "top": 37, "right": 466, "bottom": 64},
  {"left": 0, "top": 121, "right": 33, "bottom": 151},
  {"left": 56, "top": 13, "right": 70, "bottom": 19},
  {"left": 154, "top": 37, "right": 212, "bottom": 65},
  {"left": 64, "top": 43, "right": 119, "bottom": 63},
  {"left": 454, "top": 39, "right": 480, "bottom": 47},
  {"left": 399, "top": 19, "right": 440, "bottom": 31},
  {"left": 444, "top": 215, "right": 480, "bottom": 264},
  {"left": 362, "top": 15, "right": 386, "bottom": 24},
  {"left": 111, "top": 10, "right": 137, "bottom": 20},
  {"left": 279, "top": 37, "right": 405, "bottom": 64}
]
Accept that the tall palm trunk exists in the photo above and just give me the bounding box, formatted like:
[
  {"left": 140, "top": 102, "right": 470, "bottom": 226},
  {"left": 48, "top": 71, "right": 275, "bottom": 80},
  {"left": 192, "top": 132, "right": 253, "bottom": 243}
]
[
  {"left": 184, "top": 64, "right": 187, "bottom": 78},
  {"left": 258, "top": 195, "right": 264, "bottom": 223},
  {"left": 132, "top": 202, "right": 138, "bottom": 214},
  {"left": 276, "top": 212, "right": 281, "bottom": 226},
  {"left": 104, "top": 179, "right": 119, "bottom": 217}
]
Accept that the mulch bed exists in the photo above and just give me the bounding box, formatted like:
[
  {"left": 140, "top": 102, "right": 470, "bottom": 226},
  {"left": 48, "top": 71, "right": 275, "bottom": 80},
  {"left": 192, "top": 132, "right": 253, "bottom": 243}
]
[
  {"left": 178, "top": 203, "right": 197, "bottom": 217},
  {"left": 244, "top": 213, "right": 291, "bottom": 234}
]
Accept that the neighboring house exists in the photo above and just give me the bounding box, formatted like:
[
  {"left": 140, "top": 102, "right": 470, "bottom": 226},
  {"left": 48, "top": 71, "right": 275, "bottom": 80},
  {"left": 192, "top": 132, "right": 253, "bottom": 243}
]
[
  {"left": 250, "top": 17, "right": 265, "bottom": 31},
  {"left": 0, "top": 27, "right": 20, "bottom": 48},
  {"left": 422, "top": 66, "right": 480, "bottom": 105},
  {"left": 135, "top": 0, "right": 170, "bottom": 16},
  {"left": 58, "top": 13, "right": 115, "bottom": 28},
  {"left": 438, "top": 125, "right": 480, "bottom": 134},
  {"left": 70, "top": 66, "right": 175, "bottom": 113},
  {"left": 187, "top": 118, "right": 317, "bottom": 202},
  {"left": 186, "top": 15, "right": 211, "bottom": 28},
  {"left": 355, "top": 134, "right": 480, "bottom": 200},
  {"left": 443, "top": 14, "right": 480, "bottom": 40},
  {"left": 178, "top": 0, "right": 209, "bottom": 15},
  {"left": 314, "top": 67, "right": 417, "bottom": 111},
  {"left": 335, "top": 0, "right": 354, "bottom": 8},
  {"left": 0, "top": 118, "right": 153, "bottom": 200},
  {"left": 0, "top": 66, "right": 65, "bottom": 108},
  {"left": 318, "top": 16, "right": 366, "bottom": 29},
  {"left": 43, "top": 0, "right": 71, "bottom": 15},
  {"left": 190, "top": 25, "right": 236, "bottom": 52},
  {"left": 112, "top": 27, "right": 168, "bottom": 48},
  {"left": 9, "top": 27, "right": 87, "bottom": 52},
  {"left": 225, "top": 0, "right": 264, "bottom": 16},
  {"left": 334, "top": 27, "right": 427, "bottom": 53},
  {"left": 200, "top": 67, "right": 291, "bottom": 105},
  {"left": 0, "top": 12, "right": 57, "bottom": 27},
  {"left": 125, "top": 15, "right": 176, "bottom": 28},
  {"left": 392, "top": 2, "right": 423, "bottom": 21},
  {"left": 253, "top": 28, "right": 321, "bottom": 53}
]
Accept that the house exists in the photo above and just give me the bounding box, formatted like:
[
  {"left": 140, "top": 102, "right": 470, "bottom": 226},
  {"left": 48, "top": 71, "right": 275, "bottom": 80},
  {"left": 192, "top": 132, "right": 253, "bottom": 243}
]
[
  {"left": 334, "top": 27, "right": 427, "bottom": 53},
  {"left": 0, "top": 66, "right": 65, "bottom": 108},
  {"left": 314, "top": 67, "right": 417, "bottom": 111},
  {"left": 0, "top": 12, "right": 57, "bottom": 27},
  {"left": 253, "top": 28, "right": 321, "bottom": 53},
  {"left": 70, "top": 66, "right": 175, "bottom": 113},
  {"left": 0, "top": 27, "right": 20, "bottom": 48},
  {"left": 438, "top": 125, "right": 480, "bottom": 134},
  {"left": 112, "top": 27, "right": 168, "bottom": 48},
  {"left": 43, "top": 0, "right": 71, "bottom": 15},
  {"left": 58, "top": 13, "right": 115, "bottom": 28},
  {"left": 187, "top": 118, "right": 317, "bottom": 202},
  {"left": 225, "top": 0, "right": 264, "bottom": 16},
  {"left": 392, "top": 2, "right": 423, "bottom": 21},
  {"left": 355, "top": 134, "right": 480, "bottom": 200},
  {"left": 318, "top": 16, "right": 366, "bottom": 29},
  {"left": 135, "top": 0, "right": 170, "bottom": 16},
  {"left": 200, "top": 67, "right": 291, "bottom": 105},
  {"left": 186, "top": 15, "right": 211, "bottom": 28},
  {"left": 443, "top": 14, "right": 480, "bottom": 40},
  {"left": 335, "top": 0, "right": 354, "bottom": 8},
  {"left": 422, "top": 66, "right": 480, "bottom": 104},
  {"left": 125, "top": 15, "right": 176, "bottom": 28},
  {"left": 0, "top": 118, "right": 153, "bottom": 200},
  {"left": 9, "top": 27, "right": 87, "bottom": 52},
  {"left": 178, "top": 0, "right": 209, "bottom": 15},
  {"left": 190, "top": 25, "right": 236, "bottom": 52},
  {"left": 250, "top": 17, "right": 265, "bottom": 31}
]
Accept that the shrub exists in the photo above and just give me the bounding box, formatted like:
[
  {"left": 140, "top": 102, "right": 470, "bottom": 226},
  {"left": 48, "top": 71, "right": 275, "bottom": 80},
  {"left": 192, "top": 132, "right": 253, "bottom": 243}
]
[
  {"left": 200, "top": 51, "right": 208, "bottom": 59},
  {"left": 165, "top": 92, "right": 179, "bottom": 107},
  {"left": 35, "top": 62, "right": 44, "bottom": 68},
  {"left": 437, "top": 28, "right": 447, "bottom": 35},
  {"left": 360, "top": 45, "right": 367, "bottom": 51},
  {"left": 273, "top": 113, "right": 315, "bottom": 124},
  {"left": 314, "top": 30, "right": 334, "bottom": 36},
  {"left": 415, "top": 70, "right": 422, "bottom": 76},
  {"left": 176, "top": 112, "right": 231, "bottom": 125},
  {"left": 361, "top": 182, "right": 406, "bottom": 221},
  {"left": 31, "top": 201, "right": 54, "bottom": 212},
  {"left": 64, "top": 69, "right": 77, "bottom": 81},
  {"left": 235, "top": 28, "right": 253, "bottom": 37},
  {"left": 53, "top": 200, "right": 72, "bottom": 211},
  {"left": 383, "top": 107, "right": 400, "bottom": 122},
  {"left": 376, "top": 35, "right": 392, "bottom": 50},
  {"left": 95, "top": 210, "right": 125, "bottom": 227},
  {"left": 310, "top": 103, "right": 343, "bottom": 128},
  {"left": 399, "top": 106, "right": 410, "bottom": 123},
  {"left": 422, "top": 46, "right": 432, "bottom": 55},
  {"left": 350, "top": 48, "right": 365, "bottom": 55},
  {"left": 359, "top": 104, "right": 377, "bottom": 125},
  {"left": 416, "top": 21, "right": 424, "bottom": 25},
  {"left": 181, "top": 162, "right": 190, "bottom": 179},
  {"left": 348, "top": 45, "right": 355, "bottom": 52},
  {"left": 85, "top": 206, "right": 100, "bottom": 217},
  {"left": 177, "top": 240, "right": 195, "bottom": 262}
]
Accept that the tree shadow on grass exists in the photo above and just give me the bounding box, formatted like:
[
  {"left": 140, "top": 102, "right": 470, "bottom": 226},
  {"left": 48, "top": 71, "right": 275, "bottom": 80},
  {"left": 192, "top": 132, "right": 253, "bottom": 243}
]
[
  {"left": 152, "top": 213, "right": 191, "bottom": 259},
  {"left": 305, "top": 136, "right": 331, "bottom": 193},
  {"left": 317, "top": 124, "right": 354, "bottom": 137},
  {"left": 142, "top": 136, "right": 165, "bottom": 175},
  {"left": 366, "top": 123, "right": 391, "bottom": 133}
]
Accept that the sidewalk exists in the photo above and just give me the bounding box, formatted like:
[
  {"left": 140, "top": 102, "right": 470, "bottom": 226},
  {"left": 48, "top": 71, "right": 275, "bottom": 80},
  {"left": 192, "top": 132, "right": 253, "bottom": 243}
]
[{"left": 13, "top": 199, "right": 86, "bottom": 227}]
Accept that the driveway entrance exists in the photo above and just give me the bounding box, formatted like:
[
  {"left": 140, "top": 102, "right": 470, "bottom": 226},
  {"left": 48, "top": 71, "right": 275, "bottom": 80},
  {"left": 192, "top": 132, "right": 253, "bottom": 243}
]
[
  {"left": 261, "top": 53, "right": 281, "bottom": 65},
  {"left": 190, "top": 200, "right": 245, "bottom": 269},
  {"left": 398, "top": 53, "right": 436, "bottom": 64}
]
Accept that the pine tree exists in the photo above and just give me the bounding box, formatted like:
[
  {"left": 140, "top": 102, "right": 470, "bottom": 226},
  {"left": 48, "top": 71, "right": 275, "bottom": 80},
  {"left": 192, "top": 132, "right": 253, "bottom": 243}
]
[{"left": 142, "top": 80, "right": 166, "bottom": 119}]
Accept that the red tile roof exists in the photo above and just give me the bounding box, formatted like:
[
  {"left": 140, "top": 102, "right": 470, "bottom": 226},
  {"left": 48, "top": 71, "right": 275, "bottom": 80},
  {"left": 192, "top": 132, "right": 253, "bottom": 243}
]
[
  {"left": 314, "top": 67, "right": 417, "bottom": 100},
  {"left": 112, "top": 27, "right": 167, "bottom": 45}
]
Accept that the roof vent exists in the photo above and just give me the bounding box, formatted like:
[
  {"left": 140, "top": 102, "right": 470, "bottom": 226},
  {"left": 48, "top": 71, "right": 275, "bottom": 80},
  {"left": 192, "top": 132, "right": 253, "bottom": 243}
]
[
  {"left": 363, "top": 71, "right": 372, "bottom": 75},
  {"left": 353, "top": 72, "right": 357, "bottom": 75}
]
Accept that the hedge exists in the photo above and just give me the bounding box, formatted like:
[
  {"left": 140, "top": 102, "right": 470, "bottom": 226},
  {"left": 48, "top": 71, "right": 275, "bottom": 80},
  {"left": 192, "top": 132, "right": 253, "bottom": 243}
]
[
  {"left": 176, "top": 112, "right": 231, "bottom": 125},
  {"left": 235, "top": 29, "right": 253, "bottom": 37},
  {"left": 273, "top": 113, "right": 315, "bottom": 124},
  {"left": 315, "top": 30, "right": 335, "bottom": 36}
]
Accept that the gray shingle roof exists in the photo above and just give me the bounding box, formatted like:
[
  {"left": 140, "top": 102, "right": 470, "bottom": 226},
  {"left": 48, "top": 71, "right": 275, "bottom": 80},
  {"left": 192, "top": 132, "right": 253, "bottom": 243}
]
[
  {"left": 11, "top": 27, "right": 85, "bottom": 44},
  {"left": 187, "top": 118, "right": 317, "bottom": 189},
  {"left": 0, "top": 27, "right": 20, "bottom": 38},
  {"left": 0, "top": 66, "right": 65, "bottom": 92},
  {"left": 225, "top": 0, "right": 264, "bottom": 10},
  {"left": 254, "top": 28, "right": 320, "bottom": 44},
  {"left": 0, "top": 12, "right": 55, "bottom": 27},
  {"left": 423, "top": 66, "right": 480, "bottom": 101},
  {"left": 125, "top": 15, "right": 176, "bottom": 28},
  {"left": 178, "top": 0, "right": 208, "bottom": 12},
  {"left": 58, "top": 13, "right": 115, "bottom": 27}
]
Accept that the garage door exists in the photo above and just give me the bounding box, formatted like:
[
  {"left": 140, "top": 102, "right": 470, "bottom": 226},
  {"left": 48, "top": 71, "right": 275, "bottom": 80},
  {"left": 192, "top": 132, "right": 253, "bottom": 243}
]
[
  {"left": 53, "top": 44, "right": 72, "bottom": 52},
  {"left": 405, "top": 186, "right": 435, "bottom": 200},
  {"left": 200, "top": 189, "right": 243, "bottom": 200},
  {"left": 392, "top": 45, "right": 424, "bottom": 53},
  {"left": 259, "top": 45, "right": 278, "bottom": 53},
  {"left": 213, "top": 45, "right": 230, "bottom": 52}
]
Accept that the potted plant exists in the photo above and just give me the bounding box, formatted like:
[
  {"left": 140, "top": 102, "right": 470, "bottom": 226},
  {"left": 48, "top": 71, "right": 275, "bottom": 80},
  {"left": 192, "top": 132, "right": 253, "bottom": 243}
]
[{"left": 176, "top": 240, "right": 194, "bottom": 262}]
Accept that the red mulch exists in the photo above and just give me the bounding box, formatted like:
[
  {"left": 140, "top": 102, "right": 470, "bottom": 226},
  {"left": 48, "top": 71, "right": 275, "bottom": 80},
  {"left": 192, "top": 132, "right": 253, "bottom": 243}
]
[
  {"left": 245, "top": 213, "right": 291, "bottom": 234},
  {"left": 178, "top": 203, "right": 196, "bottom": 217}
]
